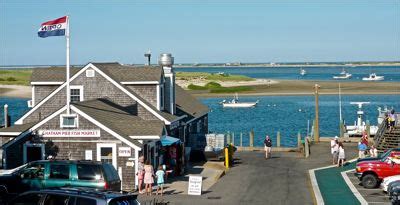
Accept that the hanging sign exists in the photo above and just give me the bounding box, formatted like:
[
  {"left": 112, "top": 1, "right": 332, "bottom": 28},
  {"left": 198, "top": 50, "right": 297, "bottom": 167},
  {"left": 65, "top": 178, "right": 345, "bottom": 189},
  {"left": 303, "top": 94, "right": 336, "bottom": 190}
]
[{"left": 188, "top": 175, "right": 202, "bottom": 195}]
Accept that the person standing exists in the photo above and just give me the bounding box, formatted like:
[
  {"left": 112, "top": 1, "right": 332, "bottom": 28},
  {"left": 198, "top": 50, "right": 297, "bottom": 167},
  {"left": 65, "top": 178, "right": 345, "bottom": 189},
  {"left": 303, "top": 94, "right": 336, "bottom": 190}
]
[
  {"left": 143, "top": 160, "right": 154, "bottom": 196},
  {"left": 264, "top": 135, "right": 272, "bottom": 159},
  {"left": 331, "top": 136, "right": 339, "bottom": 165},
  {"left": 338, "top": 143, "right": 345, "bottom": 167},
  {"left": 369, "top": 145, "right": 378, "bottom": 158},
  {"left": 136, "top": 156, "right": 145, "bottom": 194},
  {"left": 358, "top": 141, "right": 367, "bottom": 159},
  {"left": 155, "top": 165, "right": 165, "bottom": 196}
]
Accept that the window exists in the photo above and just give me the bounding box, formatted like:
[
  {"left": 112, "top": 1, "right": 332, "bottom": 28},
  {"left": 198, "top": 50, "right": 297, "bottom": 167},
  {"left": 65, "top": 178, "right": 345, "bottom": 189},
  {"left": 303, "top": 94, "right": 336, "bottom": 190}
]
[
  {"left": 49, "top": 164, "right": 70, "bottom": 179},
  {"left": 69, "top": 85, "right": 83, "bottom": 102},
  {"left": 60, "top": 114, "right": 78, "bottom": 128},
  {"left": 160, "top": 85, "right": 164, "bottom": 109},
  {"left": 77, "top": 164, "right": 103, "bottom": 181},
  {"left": 11, "top": 193, "right": 44, "bottom": 205},
  {"left": 76, "top": 197, "right": 96, "bottom": 205},
  {"left": 86, "top": 69, "right": 95, "bottom": 77},
  {"left": 20, "top": 163, "right": 45, "bottom": 179},
  {"left": 43, "top": 194, "right": 71, "bottom": 205}
]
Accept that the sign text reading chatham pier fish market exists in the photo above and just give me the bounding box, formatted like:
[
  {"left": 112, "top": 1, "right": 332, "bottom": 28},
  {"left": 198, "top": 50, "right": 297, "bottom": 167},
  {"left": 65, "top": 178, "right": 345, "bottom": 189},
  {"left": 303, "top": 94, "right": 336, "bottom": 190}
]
[{"left": 40, "top": 130, "right": 100, "bottom": 137}]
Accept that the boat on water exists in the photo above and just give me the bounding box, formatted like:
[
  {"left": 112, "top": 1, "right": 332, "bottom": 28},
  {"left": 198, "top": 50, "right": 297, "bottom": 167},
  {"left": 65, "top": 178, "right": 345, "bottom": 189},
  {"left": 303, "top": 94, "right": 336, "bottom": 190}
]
[
  {"left": 300, "top": 68, "right": 306, "bottom": 76},
  {"left": 220, "top": 94, "right": 259, "bottom": 108},
  {"left": 333, "top": 72, "right": 352, "bottom": 79},
  {"left": 344, "top": 102, "right": 379, "bottom": 137},
  {"left": 362, "top": 73, "right": 384, "bottom": 81},
  {"left": 340, "top": 68, "right": 347, "bottom": 75}
]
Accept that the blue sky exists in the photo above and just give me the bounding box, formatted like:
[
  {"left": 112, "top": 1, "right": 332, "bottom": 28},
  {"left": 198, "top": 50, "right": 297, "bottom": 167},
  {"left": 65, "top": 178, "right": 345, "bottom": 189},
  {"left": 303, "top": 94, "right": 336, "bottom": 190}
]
[{"left": 0, "top": 0, "right": 399, "bottom": 65}]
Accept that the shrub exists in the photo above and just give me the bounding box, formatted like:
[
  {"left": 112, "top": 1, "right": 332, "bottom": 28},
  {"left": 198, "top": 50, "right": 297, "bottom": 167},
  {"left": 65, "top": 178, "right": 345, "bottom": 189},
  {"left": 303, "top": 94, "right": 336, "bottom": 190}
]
[
  {"left": 187, "top": 84, "right": 208, "bottom": 90},
  {"left": 210, "top": 86, "right": 253, "bottom": 93},
  {"left": 205, "top": 82, "right": 221, "bottom": 88},
  {"left": 6, "top": 77, "right": 16, "bottom": 81},
  {"left": 0, "top": 78, "right": 4, "bottom": 81}
]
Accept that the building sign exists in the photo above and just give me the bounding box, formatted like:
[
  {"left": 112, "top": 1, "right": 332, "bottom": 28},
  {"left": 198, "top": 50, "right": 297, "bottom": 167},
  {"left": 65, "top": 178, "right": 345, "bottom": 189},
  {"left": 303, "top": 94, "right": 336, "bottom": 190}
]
[
  {"left": 188, "top": 175, "right": 202, "bottom": 195},
  {"left": 118, "top": 147, "right": 131, "bottom": 157},
  {"left": 40, "top": 130, "right": 100, "bottom": 137},
  {"left": 85, "top": 150, "right": 92, "bottom": 160}
]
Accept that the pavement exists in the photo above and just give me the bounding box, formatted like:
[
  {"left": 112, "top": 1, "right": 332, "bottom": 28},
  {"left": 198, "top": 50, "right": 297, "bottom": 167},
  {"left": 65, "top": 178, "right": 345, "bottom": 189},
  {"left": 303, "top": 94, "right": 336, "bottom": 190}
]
[{"left": 137, "top": 141, "right": 359, "bottom": 205}]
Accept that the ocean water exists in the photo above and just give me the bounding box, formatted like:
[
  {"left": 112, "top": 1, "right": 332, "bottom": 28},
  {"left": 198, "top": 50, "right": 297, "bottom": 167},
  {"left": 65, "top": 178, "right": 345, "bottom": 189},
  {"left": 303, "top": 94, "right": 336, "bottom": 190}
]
[
  {"left": 176, "top": 66, "right": 400, "bottom": 82},
  {"left": 1, "top": 95, "right": 399, "bottom": 148}
]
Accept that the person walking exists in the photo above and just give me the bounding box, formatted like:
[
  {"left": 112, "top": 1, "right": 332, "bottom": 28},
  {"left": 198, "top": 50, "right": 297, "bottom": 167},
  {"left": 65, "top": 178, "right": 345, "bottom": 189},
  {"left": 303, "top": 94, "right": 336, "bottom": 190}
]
[
  {"left": 136, "top": 156, "right": 145, "bottom": 194},
  {"left": 338, "top": 142, "right": 345, "bottom": 167},
  {"left": 331, "top": 136, "right": 339, "bottom": 165},
  {"left": 369, "top": 145, "right": 378, "bottom": 158},
  {"left": 358, "top": 141, "right": 367, "bottom": 159},
  {"left": 155, "top": 165, "right": 165, "bottom": 196},
  {"left": 264, "top": 135, "right": 272, "bottom": 159},
  {"left": 143, "top": 160, "right": 154, "bottom": 196}
]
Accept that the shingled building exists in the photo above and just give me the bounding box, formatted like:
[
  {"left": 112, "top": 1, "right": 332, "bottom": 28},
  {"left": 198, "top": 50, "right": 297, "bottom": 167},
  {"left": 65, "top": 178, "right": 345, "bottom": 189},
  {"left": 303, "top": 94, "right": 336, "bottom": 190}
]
[{"left": 0, "top": 54, "right": 208, "bottom": 190}]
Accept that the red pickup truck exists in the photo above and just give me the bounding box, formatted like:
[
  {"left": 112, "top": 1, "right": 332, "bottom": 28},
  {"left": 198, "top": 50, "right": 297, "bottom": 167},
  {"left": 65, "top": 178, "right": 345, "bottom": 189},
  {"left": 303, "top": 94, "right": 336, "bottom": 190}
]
[{"left": 355, "top": 149, "right": 400, "bottom": 189}]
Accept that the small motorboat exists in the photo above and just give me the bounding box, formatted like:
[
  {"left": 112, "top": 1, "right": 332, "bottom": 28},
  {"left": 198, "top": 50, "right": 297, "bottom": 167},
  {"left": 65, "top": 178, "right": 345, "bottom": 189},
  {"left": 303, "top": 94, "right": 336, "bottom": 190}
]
[
  {"left": 333, "top": 72, "right": 352, "bottom": 79},
  {"left": 220, "top": 94, "right": 259, "bottom": 108},
  {"left": 300, "top": 68, "right": 306, "bottom": 76},
  {"left": 340, "top": 68, "right": 347, "bottom": 75},
  {"left": 362, "top": 73, "right": 384, "bottom": 81}
]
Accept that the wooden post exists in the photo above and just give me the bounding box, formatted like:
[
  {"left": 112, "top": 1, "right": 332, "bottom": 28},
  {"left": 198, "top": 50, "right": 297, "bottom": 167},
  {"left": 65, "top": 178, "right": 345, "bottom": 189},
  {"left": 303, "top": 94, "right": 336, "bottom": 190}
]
[
  {"left": 232, "top": 132, "right": 235, "bottom": 146},
  {"left": 277, "top": 131, "right": 281, "bottom": 147},
  {"left": 366, "top": 120, "right": 370, "bottom": 138},
  {"left": 4, "top": 104, "right": 8, "bottom": 128},
  {"left": 297, "top": 131, "right": 301, "bottom": 150},
  {"left": 227, "top": 132, "right": 231, "bottom": 145},
  {"left": 249, "top": 129, "right": 254, "bottom": 147},
  {"left": 339, "top": 120, "right": 344, "bottom": 138},
  {"left": 240, "top": 132, "right": 243, "bottom": 147},
  {"left": 305, "top": 137, "right": 310, "bottom": 158},
  {"left": 314, "top": 84, "right": 320, "bottom": 142},
  {"left": 224, "top": 147, "right": 229, "bottom": 169}
]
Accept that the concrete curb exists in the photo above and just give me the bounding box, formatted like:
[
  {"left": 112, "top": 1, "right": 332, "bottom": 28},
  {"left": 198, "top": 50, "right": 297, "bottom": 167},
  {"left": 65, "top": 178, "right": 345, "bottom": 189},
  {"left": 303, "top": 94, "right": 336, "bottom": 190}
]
[{"left": 341, "top": 170, "right": 368, "bottom": 205}]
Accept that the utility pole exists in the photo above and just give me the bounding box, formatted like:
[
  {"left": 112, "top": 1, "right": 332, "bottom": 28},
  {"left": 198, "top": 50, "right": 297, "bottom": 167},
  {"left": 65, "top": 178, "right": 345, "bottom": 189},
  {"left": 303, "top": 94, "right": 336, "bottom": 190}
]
[{"left": 314, "top": 84, "right": 320, "bottom": 142}]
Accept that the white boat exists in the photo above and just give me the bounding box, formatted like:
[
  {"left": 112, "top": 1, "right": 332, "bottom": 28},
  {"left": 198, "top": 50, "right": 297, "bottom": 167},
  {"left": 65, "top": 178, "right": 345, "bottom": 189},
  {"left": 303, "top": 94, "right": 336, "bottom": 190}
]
[
  {"left": 344, "top": 102, "right": 379, "bottom": 136},
  {"left": 221, "top": 94, "right": 259, "bottom": 108},
  {"left": 362, "top": 73, "right": 384, "bottom": 81},
  {"left": 340, "top": 68, "right": 347, "bottom": 75},
  {"left": 300, "top": 68, "right": 306, "bottom": 76},
  {"left": 333, "top": 72, "right": 352, "bottom": 79}
]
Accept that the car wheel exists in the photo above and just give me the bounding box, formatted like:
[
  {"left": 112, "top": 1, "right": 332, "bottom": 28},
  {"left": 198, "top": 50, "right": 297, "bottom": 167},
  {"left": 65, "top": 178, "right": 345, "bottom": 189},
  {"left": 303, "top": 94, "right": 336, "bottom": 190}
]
[{"left": 362, "top": 174, "right": 378, "bottom": 189}]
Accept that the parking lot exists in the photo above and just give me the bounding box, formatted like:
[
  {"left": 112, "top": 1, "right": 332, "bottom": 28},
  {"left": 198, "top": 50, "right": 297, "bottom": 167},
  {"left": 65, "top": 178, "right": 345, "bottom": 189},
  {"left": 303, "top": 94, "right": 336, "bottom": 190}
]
[{"left": 346, "top": 171, "right": 392, "bottom": 204}]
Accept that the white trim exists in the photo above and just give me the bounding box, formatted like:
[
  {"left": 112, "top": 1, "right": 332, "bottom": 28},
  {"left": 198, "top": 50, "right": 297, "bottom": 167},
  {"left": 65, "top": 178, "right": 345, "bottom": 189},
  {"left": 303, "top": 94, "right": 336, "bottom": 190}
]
[
  {"left": 156, "top": 84, "right": 160, "bottom": 110},
  {"left": 32, "top": 86, "right": 35, "bottom": 106},
  {"left": 341, "top": 170, "right": 368, "bottom": 205},
  {"left": 0, "top": 132, "right": 21, "bottom": 136},
  {"left": 160, "top": 84, "right": 164, "bottom": 110},
  {"left": 16, "top": 63, "right": 171, "bottom": 125},
  {"left": 50, "top": 140, "right": 122, "bottom": 143},
  {"left": 309, "top": 169, "right": 324, "bottom": 205},
  {"left": 15, "top": 63, "right": 94, "bottom": 125},
  {"left": 97, "top": 143, "right": 117, "bottom": 169},
  {"left": 129, "top": 135, "right": 160, "bottom": 140},
  {"left": 3, "top": 106, "right": 68, "bottom": 149},
  {"left": 121, "top": 81, "right": 159, "bottom": 85},
  {"left": 135, "top": 149, "right": 139, "bottom": 188},
  {"left": 186, "top": 113, "right": 207, "bottom": 124},
  {"left": 60, "top": 114, "right": 79, "bottom": 128},
  {"left": 31, "top": 82, "right": 64, "bottom": 85},
  {"left": 71, "top": 105, "right": 141, "bottom": 151},
  {"left": 69, "top": 85, "right": 84, "bottom": 102}
]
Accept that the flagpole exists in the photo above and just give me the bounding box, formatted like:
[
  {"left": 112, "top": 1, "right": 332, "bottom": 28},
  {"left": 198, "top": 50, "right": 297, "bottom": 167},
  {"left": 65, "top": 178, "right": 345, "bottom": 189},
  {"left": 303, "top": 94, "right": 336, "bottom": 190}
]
[{"left": 66, "top": 15, "right": 70, "bottom": 114}]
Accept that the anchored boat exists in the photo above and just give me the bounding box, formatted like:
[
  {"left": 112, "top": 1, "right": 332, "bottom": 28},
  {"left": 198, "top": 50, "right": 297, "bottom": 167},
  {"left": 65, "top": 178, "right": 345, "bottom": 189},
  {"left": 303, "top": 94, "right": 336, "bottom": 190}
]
[
  {"left": 300, "top": 68, "right": 306, "bottom": 76},
  {"left": 333, "top": 72, "right": 352, "bottom": 79},
  {"left": 221, "top": 94, "right": 259, "bottom": 108},
  {"left": 362, "top": 73, "right": 384, "bottom": 81},
  {"left": 344, "top": 102, "right": 379, "bottom": 136}
]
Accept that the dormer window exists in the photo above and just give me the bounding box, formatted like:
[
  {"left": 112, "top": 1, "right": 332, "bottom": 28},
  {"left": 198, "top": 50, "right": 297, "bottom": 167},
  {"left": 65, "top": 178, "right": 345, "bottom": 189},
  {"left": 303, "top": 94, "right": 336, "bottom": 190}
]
[
  {"left": 60, "top": 114, "right": 78, "bottom": 128},
  {"left": 70, "top": 85, "right": 83, "bottom": 103}
]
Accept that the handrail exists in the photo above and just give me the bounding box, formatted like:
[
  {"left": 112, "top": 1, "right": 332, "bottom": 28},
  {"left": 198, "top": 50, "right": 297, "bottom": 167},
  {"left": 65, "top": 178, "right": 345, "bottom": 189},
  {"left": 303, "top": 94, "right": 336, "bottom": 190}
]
[{"left": 374, "top": 119, "right": 387, "bottom": 146}]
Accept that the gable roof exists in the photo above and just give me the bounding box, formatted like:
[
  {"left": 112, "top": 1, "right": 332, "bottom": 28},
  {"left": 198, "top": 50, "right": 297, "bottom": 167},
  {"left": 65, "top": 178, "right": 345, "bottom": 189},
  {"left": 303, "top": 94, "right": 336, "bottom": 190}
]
[
  {"left": 72, "top": 98, "right": 165, "bottom": 142},
  {"left": 0, "top": 122, "right": 37, "bottom": 136},
  {"left": 30, "top": 63, "right": 163, "bottom": 83},
  {"left": 175, "top": 85, "right": 209, "bottom": 120}
]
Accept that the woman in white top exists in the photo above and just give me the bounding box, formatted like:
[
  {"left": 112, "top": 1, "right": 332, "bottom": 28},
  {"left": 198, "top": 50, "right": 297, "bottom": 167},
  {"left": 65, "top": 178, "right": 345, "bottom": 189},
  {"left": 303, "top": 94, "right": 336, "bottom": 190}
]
[
  {"left": 338, "top": 142, "right": 345, "bottom": 167},
  {"left": 369, "top": 145, "right": 378, "bottom": 158}
]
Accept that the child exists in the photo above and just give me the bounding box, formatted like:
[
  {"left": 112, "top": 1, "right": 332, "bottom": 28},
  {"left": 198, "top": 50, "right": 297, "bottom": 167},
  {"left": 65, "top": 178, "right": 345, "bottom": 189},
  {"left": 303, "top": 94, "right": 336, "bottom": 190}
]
[
  {"left": 155, "top": 165, "right": 165, "bottom": 196},
  {"left": 338, "top": 142, "right": 345, "bottom": 167}
]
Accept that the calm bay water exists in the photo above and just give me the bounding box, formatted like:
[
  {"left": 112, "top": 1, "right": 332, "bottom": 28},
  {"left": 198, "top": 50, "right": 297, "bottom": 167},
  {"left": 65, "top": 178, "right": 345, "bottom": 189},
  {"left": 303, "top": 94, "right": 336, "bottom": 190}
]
[
  {"left": 176, "top": 66, "right": 400, "bottom": 82},
  {"left": 1, "top": 95, "right": 399, "bottom": 147}
]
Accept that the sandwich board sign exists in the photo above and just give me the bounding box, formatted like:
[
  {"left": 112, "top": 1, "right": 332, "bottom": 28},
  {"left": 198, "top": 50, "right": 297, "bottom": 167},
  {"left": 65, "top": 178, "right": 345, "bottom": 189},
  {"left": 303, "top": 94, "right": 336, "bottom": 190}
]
[{"left": 188, "top": 175, "right": 202, "bottom": 195}]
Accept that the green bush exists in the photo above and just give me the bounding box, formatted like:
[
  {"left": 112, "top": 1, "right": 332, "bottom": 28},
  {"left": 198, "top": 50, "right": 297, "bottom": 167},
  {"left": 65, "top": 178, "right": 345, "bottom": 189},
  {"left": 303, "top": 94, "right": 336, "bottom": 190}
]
[
  {"left": 6, "top": 77, "right": 16, "bottom": 81},
  {"left": 187, "top": 84, "right": 208, "bottom": 90},
  {"left": 210, "top": 86, "right": 253, "bottom": 93},
  {"left": 0, "top": 78, "right": 4, "bottom": 81},
  {"left": 205, "top": 82, "right": 221, "bottom": 88}
]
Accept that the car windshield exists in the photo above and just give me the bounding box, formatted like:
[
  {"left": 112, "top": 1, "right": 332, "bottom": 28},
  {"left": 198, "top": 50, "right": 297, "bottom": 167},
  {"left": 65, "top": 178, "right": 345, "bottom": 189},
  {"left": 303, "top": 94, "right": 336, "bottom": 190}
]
[
  {"left": 0, "top": 163, "right": 28, "bottom": 175},
  {"left": 380, "top": 149, "right": 392, "bottom": 162}
]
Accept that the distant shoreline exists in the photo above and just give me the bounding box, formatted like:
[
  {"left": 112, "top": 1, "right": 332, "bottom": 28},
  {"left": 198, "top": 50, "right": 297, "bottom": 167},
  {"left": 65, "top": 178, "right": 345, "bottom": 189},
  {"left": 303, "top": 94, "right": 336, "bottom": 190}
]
[{"left": 174, "top": 63, "right": 400, "bottom": 68}]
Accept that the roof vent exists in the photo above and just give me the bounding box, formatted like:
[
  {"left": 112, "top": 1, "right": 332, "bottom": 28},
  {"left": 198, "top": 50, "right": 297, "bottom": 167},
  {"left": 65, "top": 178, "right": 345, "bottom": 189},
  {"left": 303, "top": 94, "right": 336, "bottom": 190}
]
[{"left": 158, "top": 53, "right": 174, "bottom": 67}]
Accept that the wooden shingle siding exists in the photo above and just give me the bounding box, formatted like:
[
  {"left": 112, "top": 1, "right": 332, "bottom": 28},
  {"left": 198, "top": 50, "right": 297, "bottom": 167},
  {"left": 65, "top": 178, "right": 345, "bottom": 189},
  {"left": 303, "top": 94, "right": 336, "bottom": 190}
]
[
  {"left": 34, "top": 85, "right": 58, "bottom": 104},
  {"left": 126, "top": 85, "right": 157, "bottom": 108}
]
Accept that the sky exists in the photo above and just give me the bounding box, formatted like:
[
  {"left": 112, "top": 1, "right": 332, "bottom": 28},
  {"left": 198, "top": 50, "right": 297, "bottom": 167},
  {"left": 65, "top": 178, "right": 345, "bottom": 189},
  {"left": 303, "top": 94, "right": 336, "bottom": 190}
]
[{"left": 0, "top": 0, "right": 399, "bottom": 65}]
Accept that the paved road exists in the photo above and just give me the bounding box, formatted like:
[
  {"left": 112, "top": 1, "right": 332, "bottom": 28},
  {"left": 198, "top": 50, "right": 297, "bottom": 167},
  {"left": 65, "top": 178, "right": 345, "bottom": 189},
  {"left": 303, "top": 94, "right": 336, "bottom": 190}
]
[{"left": 139, "top": 142, "right": 358, "bottom": 205}]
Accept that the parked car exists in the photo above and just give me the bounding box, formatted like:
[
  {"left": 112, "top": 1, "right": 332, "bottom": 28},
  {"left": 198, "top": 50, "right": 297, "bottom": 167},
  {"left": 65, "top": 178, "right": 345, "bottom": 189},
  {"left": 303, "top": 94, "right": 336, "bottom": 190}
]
[
  {"left": 381, "top": 175, "right": 400, "bottom": 192},
  {"left": 7, "top": 187, "right": 139, "bottom": 205},
  {"left": 355, "top": 150, "right": 400, "bottom": 189},
  {"left": 357, "top": 148, "right": 400, "bottom": 163},
  {"left": 0, "top": 160, "right": 121, "bottom": 197},
  {"left": 389, "top": 186, "right": 400, "bottom": 205}
]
